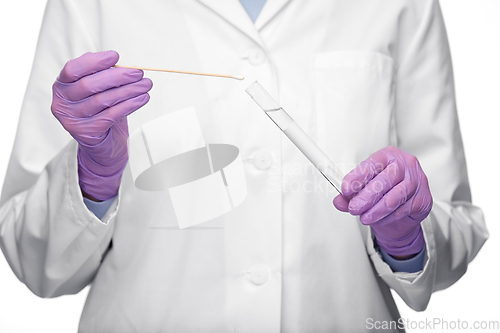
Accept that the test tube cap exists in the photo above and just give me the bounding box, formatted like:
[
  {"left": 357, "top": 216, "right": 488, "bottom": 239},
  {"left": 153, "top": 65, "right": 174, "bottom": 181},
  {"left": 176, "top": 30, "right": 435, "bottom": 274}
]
[{"left": 246, "top": 81, "right": 281, "bottom": 112}]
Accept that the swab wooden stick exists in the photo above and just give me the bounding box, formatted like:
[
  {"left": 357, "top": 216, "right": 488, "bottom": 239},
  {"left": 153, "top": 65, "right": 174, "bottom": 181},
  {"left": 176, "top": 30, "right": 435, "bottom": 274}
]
[{"left": 113, "top": 64, "right": 245, "bottom": 81}]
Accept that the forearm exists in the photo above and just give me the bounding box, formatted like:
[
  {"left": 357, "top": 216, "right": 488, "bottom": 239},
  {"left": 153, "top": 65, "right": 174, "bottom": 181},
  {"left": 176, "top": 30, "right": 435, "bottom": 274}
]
[{"left": 84, "top": 196, "right": 116, "bottom": 220}]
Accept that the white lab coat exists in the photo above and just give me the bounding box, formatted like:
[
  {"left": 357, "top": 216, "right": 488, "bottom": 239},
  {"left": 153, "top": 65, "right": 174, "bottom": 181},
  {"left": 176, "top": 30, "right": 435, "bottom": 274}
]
[{"left": 0, "top": 0, "right": 489, "bottom": 332}]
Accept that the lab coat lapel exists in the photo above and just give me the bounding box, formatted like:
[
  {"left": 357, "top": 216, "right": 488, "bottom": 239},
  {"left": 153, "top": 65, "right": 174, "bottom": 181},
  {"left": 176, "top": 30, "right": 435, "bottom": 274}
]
[
  {"left": 196, "top": 0, "right": 265, "bottom": 47},
  {"left": 254, "top": 0, "right": 292, "bottom": 30}
]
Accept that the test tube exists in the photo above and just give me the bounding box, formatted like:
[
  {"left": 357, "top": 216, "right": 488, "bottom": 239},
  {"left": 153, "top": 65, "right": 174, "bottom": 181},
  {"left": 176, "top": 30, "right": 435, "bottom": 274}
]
[{"left": 246, "top": 81, "right": 344, "bottom": 193}]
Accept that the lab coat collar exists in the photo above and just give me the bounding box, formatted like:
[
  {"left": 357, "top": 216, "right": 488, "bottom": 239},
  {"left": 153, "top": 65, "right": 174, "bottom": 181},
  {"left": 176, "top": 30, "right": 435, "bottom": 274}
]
[
  {"left": 196, "top": 0, "right": 291, "bottom": 47},
  {"left": 254, "top": 0, "right": 291, "bottom": 31}
]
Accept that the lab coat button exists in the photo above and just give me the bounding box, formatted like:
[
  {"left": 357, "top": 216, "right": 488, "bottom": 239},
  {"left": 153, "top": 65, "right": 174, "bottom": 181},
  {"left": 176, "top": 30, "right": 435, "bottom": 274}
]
[
  {"left": 253, "top": 150, "right": 273, "bottom": 170},
  {"left": 249, "top": 264, "right": 270, "bottom": 285},
  {"left": 248, "top": 49, "right": 266, "bottom": 66}
]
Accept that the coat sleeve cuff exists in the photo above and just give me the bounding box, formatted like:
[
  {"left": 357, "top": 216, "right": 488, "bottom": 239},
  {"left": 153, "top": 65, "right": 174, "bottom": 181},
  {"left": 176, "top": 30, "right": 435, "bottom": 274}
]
[{"left": 365, "top": 215, "right": 437, "bottom": 311}]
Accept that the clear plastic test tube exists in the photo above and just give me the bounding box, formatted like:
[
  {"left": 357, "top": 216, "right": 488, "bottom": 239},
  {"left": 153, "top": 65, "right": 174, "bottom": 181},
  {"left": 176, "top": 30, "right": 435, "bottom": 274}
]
[{"left": 246, "top": 81, "right": 344, "bottom": 193}]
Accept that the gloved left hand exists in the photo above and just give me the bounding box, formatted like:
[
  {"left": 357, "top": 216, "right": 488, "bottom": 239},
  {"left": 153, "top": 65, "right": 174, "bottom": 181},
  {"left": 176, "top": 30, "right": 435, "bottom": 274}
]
[{"left": 333, "top": 146, "right": 433, "bottom": 257}]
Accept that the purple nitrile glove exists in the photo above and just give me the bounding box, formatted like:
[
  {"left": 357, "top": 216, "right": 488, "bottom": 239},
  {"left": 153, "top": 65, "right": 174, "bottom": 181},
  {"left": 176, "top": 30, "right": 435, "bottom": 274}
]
[
  {"left": 51, "top": 51, "right": 153, "bottom": 201},
  {"left": 333, "top": 146, "right": 433, "bottom": 257}
]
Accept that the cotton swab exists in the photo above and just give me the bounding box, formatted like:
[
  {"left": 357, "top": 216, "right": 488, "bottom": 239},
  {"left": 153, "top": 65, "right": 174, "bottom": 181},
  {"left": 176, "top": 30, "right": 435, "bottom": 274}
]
[{"left": 113, "top": 65, "right": 245, "bottom": 81}]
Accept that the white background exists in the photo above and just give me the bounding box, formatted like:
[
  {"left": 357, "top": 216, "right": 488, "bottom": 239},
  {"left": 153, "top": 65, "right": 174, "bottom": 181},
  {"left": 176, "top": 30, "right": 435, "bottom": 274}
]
[{"left": 0, "top": 1, "right": 498, "bottom": 332}]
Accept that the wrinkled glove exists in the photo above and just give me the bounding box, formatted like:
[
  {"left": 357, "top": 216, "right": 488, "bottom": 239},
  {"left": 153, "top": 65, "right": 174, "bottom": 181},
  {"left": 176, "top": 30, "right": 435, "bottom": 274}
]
[
  {"left": 333, "top": 146, "right": 433, "bottom": 257},
  {"left": 51, "top": 51, "right": 153, "bottom": 200}
]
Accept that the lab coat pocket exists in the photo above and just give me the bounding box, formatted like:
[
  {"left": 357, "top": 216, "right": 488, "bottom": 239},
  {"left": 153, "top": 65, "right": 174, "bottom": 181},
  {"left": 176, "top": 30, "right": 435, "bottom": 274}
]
[{"left": 313, "top": 51, "right": 395, "bottom": 168}]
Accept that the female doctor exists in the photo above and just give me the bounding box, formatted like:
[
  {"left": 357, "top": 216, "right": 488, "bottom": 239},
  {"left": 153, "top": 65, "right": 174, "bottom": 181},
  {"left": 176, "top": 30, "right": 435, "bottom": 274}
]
[{"left": 0, "top": 0, "right": 489, "bottom": 332}]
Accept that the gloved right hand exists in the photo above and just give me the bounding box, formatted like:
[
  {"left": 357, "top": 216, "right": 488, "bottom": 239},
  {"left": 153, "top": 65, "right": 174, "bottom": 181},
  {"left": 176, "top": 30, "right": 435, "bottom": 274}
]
[{"left": 51, "top": 51, "right": 153, "bottom": 201}]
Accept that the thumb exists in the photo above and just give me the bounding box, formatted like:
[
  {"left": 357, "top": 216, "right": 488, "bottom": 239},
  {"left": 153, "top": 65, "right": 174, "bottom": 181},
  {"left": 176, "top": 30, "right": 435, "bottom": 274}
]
[{"left": 333, "top": 194, "right": 350, "bottom": 212}]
